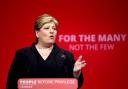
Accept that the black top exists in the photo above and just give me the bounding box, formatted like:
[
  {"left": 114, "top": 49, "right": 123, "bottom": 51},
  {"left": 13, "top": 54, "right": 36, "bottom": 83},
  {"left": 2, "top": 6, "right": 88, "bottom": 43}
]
[{"left": 6, "top": 43, "right": 84, "bottom": 89}]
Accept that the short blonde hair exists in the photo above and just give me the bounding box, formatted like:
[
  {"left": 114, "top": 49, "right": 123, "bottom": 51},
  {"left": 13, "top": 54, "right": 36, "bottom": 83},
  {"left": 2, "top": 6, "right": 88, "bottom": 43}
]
[{"left": 34, "top": 14, "right": 58, "bottom": 31}]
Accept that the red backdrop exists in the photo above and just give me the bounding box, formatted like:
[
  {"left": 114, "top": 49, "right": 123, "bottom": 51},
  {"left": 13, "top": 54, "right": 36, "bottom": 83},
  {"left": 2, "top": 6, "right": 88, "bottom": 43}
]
[{"left": 0, "top": 0, "right": 128, "bottom": 89}]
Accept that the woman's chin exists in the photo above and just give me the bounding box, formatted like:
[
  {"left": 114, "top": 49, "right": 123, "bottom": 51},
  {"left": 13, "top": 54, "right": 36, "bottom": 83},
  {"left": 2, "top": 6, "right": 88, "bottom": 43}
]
[{"left": 47, "top": 42, "right": 55, "bottom": 44}]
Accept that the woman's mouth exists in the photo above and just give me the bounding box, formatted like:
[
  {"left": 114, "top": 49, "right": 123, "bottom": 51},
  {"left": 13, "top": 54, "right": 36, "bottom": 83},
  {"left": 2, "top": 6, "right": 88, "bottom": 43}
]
[{"left": 49, "top": 35, "right": 54, "bottom": 39}]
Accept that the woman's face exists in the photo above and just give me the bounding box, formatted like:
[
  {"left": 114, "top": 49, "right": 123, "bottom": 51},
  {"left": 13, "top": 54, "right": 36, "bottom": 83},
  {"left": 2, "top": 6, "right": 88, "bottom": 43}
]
[{"left": 36, "top": 22, "right": 57, "bottom": 45}]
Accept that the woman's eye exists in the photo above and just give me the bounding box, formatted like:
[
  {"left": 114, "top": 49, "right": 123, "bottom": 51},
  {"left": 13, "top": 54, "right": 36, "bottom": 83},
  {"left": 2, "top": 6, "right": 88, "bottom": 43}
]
[
  {"left": 53, "top": 28, "right": 56, "bottom": 30},
  {"left": 44, "top": 27, "right": 49, "bottom": 30}
]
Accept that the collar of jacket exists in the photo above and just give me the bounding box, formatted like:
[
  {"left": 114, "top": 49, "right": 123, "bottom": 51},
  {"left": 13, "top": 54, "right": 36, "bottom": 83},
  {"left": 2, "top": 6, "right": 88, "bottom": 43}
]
[{"left": 31, "top": 42, "right": 61, "bottom": 55}]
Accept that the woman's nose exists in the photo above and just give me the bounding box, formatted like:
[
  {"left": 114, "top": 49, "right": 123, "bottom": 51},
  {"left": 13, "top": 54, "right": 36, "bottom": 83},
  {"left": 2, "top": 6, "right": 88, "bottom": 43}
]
[{"left": 50, "top": 28, "right": 54, "bottom": 33}]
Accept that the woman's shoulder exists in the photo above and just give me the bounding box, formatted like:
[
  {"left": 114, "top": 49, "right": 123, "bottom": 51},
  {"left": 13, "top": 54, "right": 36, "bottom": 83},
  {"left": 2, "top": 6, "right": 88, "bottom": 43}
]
[
  {"left": 54, "top": 44, "right": 74, "bottom": 56},
  {"left": 60, "top": 48, "right": 73, "bottom": 55},
  {"left": 15, "top": 46, "right": 32, "bottom": 55}
]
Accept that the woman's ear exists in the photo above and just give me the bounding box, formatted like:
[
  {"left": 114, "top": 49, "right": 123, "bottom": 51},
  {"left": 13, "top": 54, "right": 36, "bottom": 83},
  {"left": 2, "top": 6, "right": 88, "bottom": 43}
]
[{"left": 35, "top": 31, "right": 39, "bottom": 38}]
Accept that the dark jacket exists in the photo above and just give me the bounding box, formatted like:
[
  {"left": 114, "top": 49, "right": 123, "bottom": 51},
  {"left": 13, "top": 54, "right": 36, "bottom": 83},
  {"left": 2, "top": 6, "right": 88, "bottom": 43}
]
[{"left": 6, "top": 43, "right": 84, "bottom": 89}]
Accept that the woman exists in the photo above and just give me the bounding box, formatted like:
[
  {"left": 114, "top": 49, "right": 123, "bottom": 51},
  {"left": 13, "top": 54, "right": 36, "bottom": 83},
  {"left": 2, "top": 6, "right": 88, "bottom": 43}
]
[{"left": 6, "top": 14, "right": 86, "bottom": 89}]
